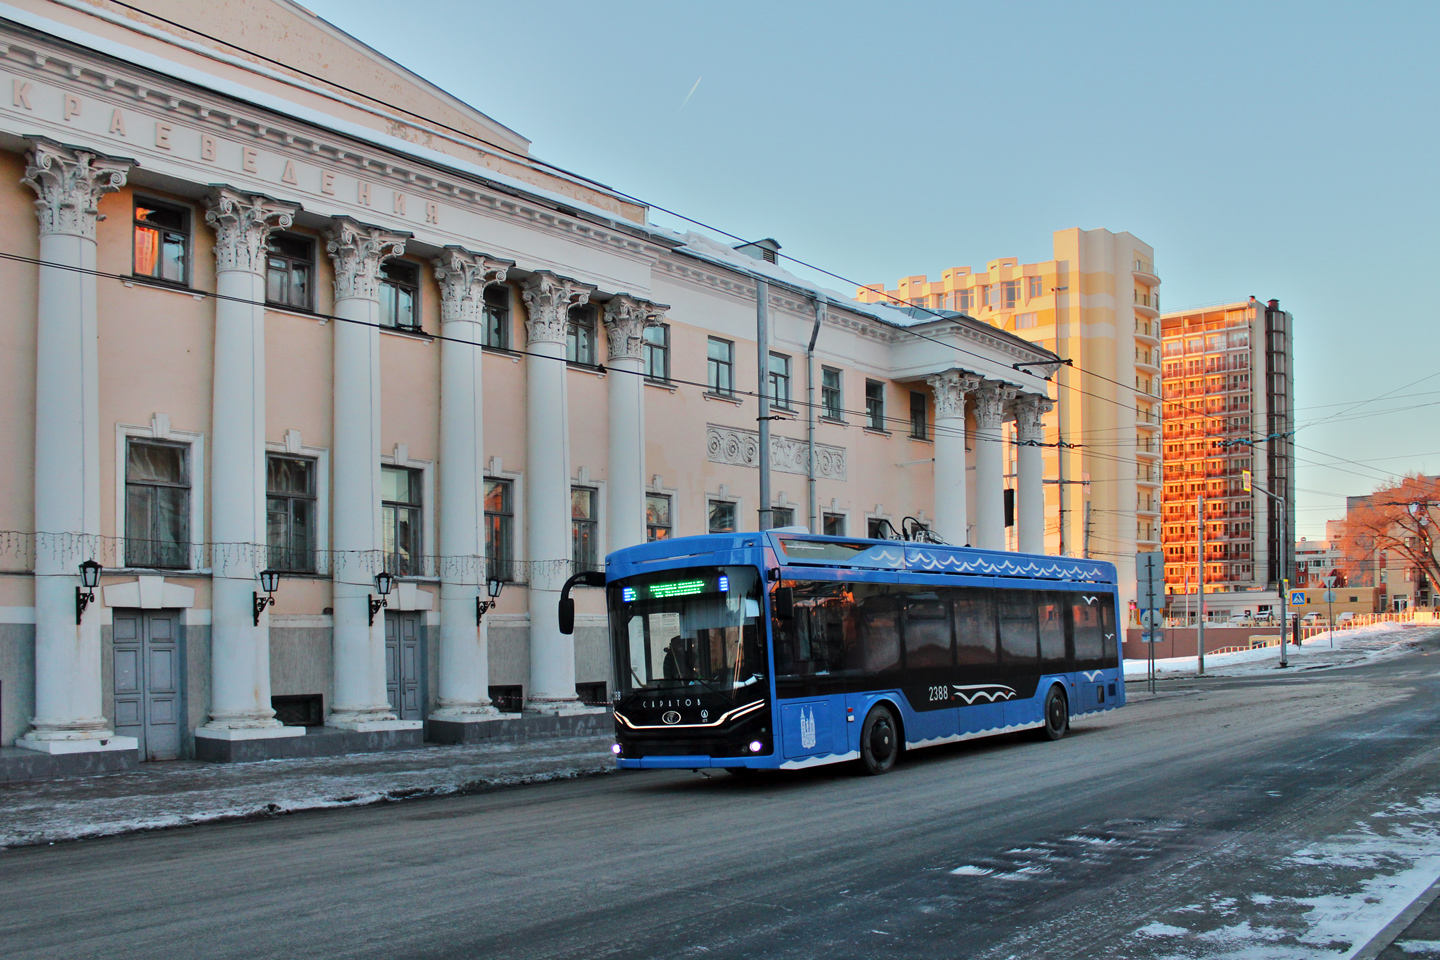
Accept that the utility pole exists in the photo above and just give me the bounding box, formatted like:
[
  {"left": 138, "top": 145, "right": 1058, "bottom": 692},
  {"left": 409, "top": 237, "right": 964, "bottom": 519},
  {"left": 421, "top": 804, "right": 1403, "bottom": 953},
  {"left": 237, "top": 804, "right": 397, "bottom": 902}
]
[
  {"left": 756, "top": 278, "right": 772, "bottom": 531},
  {"left": 1198, "top": 495, "right": 1206, "bottom": 676},
  {"left": 1244, "top": 469, "right": 1289, "bottom": 667}
]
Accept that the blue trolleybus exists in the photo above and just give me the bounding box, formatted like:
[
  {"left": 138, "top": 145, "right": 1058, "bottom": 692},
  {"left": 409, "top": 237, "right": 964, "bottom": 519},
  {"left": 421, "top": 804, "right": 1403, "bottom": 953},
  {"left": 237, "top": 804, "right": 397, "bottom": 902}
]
[{"left": 559, "top": 530, "right": 1123, "bottom": 775}]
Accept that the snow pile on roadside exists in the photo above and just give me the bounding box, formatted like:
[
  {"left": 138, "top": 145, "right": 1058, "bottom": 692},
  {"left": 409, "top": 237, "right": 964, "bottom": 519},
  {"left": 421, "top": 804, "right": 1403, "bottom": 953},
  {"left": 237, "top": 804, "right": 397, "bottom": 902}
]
[{"left": 1123, "top": 621, "right": 1428, "bottom": 680}]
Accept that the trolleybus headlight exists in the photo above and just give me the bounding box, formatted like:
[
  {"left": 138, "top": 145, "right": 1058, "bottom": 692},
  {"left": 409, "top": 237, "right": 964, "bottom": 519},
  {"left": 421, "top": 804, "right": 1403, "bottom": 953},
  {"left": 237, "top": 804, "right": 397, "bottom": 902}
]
[
  {"left": 611, "top": 743, "right": 622, "bottom": 755},
  {"left": 749, "top": 741, "right": 763, "bottom": 753}
]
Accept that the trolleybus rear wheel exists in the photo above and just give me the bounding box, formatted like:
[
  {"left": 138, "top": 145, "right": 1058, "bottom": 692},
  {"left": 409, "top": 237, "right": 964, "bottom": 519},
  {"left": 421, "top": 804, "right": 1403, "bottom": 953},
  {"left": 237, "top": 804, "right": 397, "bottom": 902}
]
[
  {"left": 1035, "top": 686, "right": 1069, "bottom": 742},
  {"left": 859, "top": 704, "right": 900, "bottom": 775}
]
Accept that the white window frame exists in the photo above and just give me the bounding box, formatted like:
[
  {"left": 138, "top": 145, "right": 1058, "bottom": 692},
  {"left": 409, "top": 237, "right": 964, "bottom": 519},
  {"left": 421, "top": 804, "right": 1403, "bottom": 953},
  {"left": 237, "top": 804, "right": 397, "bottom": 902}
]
[
  {"left": 380, "top": 444, "right": 436, "bottom": 580},
  {"left": 646, "top": 475, "right": 681, "bottom": 541},
  {"left": 114, "top": 415, "right": 206, "bottom": 572},
  {"left": 705, "top": 492, "right": 743, "bottom": 535},
  {"left": 570, "top": 469, "right": 608, "bottom": 566},
  {"left": 264, "top": 431, "right": 331, "bottom": 576}
]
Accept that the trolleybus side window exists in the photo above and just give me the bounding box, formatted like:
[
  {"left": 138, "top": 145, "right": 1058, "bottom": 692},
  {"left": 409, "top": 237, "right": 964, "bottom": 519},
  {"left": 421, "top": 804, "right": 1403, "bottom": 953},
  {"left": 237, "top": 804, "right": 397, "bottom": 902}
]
[
  {"left": 1071, "top": 597, "right": 1105, "bottom": 664},
  {"left": 774, "top": 580, "right": 852, "bottom": 677},
  {"left": 1038, "top": 594, "right": 1068, "bottom": 668},
  {"left": 858, "top": 593, "right": 901, "bottom": 674},
  {"left": 902, "top": 595, "right": 952, "bottom": 668},
  {"left": 998, "top": 591, "right": 1039, "bottom": 666},
  {"left": 1100, "top": 600, "right": 1117, "bottom": 661},
  {"left": 954, "top": 589, "right": 999, "bottom": 667}
]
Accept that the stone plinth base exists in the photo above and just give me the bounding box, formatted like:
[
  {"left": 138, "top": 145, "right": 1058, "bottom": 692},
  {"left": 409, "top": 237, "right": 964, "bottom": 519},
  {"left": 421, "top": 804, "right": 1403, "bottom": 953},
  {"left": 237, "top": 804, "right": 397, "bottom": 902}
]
[
  {"left": 326, "top": 718, "right": 424, "bottom": 733},
  {"left": 195, "top": 726, "right": 307, "bottom": 742},
  {"left": 428, "top": 710, "right": 611, "bottom": 744},
  {"left": 525, "top": 701, "right": 608, "bottom": 717},
  {"left": 195, "top": 725, "right": 425, "bottom": 763},
  {"left": 0, "top": 744, "right": 138, "bottom": 782},
  {"left": 15, "top": 735, "right": 138, "bottom": 755}
]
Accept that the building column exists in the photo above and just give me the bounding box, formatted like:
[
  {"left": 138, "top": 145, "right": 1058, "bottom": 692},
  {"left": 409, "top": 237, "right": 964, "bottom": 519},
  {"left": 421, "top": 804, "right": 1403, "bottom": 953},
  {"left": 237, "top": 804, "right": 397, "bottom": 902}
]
[
  {"left": 431, "top": 247, "right": 512, "bottom": 724},
  {"left": 521, "top": 271, "right": 594, "bottom": 713},
  {"left": 927, "top": 370, "right": 980, "bottom": 547},
  {"left": 196, "top": 188, "right": 306, "bottom": 744},
  {"left": 18, "top": 140, "right": 131, "bottom": 754},
  {"left": 603, "top": 296, "right": 667, "bottom": 552},
  {"left": 974, "top": 381, "right": 1017, "bottom": 552},
  {"left": 1014, "top": 393, "right": 1054, "bottom": 556},
  {"left": 326, "top": 217, "right": 415, "bottom": 731}
]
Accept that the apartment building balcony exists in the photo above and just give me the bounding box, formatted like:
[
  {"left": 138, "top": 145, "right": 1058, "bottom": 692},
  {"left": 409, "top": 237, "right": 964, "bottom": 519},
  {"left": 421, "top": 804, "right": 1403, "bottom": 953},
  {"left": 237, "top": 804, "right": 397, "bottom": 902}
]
[
  {"left": 1133, "top": 259, "right": 1160, "bottom": 286},
  {"left": 1133, "top": 293, "right": 1160, "bottom": 318},
  {"left": 1135, "top": 318, "right": 1160, "bottom": 344}
]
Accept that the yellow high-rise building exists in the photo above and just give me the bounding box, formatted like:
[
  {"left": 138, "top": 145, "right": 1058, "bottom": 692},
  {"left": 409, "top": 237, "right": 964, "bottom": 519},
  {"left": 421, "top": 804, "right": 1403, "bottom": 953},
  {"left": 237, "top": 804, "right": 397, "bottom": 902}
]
[{"left": 859, "top": 227, "right": 1160, "bottom": 610}]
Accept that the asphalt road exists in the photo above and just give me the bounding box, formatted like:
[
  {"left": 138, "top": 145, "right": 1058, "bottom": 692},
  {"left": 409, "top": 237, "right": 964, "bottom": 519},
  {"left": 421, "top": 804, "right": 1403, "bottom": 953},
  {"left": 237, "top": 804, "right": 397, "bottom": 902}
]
[{"left": 6, "top": 635, "right": 1440, "bottom": 960}]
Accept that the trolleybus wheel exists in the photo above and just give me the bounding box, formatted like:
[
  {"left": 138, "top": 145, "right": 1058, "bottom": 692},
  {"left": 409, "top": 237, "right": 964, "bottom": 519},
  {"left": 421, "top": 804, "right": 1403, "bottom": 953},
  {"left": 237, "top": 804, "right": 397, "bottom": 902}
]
[
  {"left": 859, "top": 704, "right": 900, "bottom": 775},
  {"left": 1035, "top": 686, "right": 1069, "bottom": 742}
]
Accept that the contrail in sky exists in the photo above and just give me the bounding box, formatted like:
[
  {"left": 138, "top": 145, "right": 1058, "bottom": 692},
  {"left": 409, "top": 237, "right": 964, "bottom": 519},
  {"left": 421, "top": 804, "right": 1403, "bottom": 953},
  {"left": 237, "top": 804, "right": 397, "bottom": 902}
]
[{"left": 680, "top": 76, "right": 702, "bottom": 110}]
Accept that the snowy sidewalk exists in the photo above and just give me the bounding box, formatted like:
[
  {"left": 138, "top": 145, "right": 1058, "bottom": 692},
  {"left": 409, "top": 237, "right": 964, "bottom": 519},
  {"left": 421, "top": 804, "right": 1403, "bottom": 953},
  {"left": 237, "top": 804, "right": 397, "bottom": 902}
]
[
  {"left": 1125, "top": 621, "right": 1439, "bottom": 681},
  {"left": 0, "top": 732, "right": 616, "bottom": 849}
]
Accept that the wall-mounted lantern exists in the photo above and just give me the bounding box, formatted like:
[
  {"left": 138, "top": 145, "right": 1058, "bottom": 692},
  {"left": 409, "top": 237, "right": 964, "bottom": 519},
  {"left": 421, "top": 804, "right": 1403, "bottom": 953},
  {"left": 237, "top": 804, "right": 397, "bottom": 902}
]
[
  {"left": 76, "top": 559, "right": 102, "bottom": 625},
  {"left": 253, "top": 569, "right": 280, "bottom": 626},
  {"left": 369, "top": 570, "right": 393, "bottom": 626},
  {"left": 477, "top": 576, "right": 504, "bottom": 624}
]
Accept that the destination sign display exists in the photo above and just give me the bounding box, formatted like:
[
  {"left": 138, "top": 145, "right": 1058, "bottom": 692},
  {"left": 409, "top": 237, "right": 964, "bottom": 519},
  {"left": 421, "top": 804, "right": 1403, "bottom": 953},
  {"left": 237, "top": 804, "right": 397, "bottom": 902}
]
[{"left": 621, "top": 574, "right": 730, "bottom": 603}]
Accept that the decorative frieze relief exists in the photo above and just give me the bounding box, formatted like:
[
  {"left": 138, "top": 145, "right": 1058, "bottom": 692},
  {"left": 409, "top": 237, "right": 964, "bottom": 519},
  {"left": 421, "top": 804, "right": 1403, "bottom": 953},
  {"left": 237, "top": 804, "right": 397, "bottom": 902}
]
[
  {"left": 522, "top": 271, "right": 594, "bottom": 345},
  {"left": 325, "top": 216, "right": 409, "bottom": 302},
  {"left": 21, "top": 138, "right": 129, "bottom": 239},
  {"left": 707, "top": 424, "right": 847, "bottom": 482},
  {"left": 603, "top": 295, "right": 668, "bottom": 361},
  {"left": 433, "top": 246, "right": 512, "bottom": 325},
  {"left": 205, "top": 187, "right": 298, "bottom": 274}
]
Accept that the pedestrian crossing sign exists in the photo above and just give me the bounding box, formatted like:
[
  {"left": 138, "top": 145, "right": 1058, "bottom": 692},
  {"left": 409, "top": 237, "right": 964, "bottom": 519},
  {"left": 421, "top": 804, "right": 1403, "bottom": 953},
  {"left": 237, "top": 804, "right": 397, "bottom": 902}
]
[{"left": 1290, "top": 590, "right": 1306, "bottom": 605}]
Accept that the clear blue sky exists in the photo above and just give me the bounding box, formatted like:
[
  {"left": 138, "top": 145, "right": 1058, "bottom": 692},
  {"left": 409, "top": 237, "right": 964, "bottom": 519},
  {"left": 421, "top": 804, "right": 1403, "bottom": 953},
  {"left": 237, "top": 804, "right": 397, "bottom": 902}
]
[{"left": 305, "top": 0, "right": 1438, "bottom": 539}]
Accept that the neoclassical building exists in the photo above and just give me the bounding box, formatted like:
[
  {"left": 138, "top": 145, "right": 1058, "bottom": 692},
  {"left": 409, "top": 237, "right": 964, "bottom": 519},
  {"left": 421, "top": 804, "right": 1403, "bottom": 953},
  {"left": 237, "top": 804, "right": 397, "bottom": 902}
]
[{"left": 0, "top": 0, "right": 1059, "bottom": 769}]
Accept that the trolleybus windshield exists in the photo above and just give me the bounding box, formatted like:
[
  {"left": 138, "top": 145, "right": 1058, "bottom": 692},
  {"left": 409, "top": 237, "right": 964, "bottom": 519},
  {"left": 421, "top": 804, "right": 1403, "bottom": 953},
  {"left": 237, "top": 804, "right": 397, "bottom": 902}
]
[{"left": 609, "top": 566, "right": 766, "bottom": 701}]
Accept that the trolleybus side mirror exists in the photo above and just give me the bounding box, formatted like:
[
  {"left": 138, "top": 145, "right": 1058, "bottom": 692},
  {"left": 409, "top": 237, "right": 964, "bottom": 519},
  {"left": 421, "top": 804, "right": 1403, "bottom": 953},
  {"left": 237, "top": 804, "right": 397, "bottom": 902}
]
[
  {"left": 558, "top": 570, "right": 606, "bottom": 636},
  {"left": 772, "top": 586, "right": 794, "bottom": 620}
]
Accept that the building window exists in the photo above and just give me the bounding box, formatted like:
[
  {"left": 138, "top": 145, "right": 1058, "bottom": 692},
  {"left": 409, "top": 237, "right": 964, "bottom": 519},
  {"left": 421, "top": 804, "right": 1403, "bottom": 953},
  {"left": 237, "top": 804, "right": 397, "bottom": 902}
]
[
  {"left": 133, "top": 199, "right": 189, "bottom": 285},
  {"left": 646, "top": 493, "right": 672, "bottom": 541},
  {"left": 643, "top": 324, "right": 670, "bottom": 381},
  {"left": 822, "top": 513, "right": 846, "bottom": 536},
  {"left": 266, "top": 233, "right": 314, "bottom": 311},
  {"left": 572, "top": 486, "right": 599, "bottom": 571},
  {"left": 125, "top": 439, "right": 190, "bottom": 569},
  {"left": 708, "top": 500, "right": 737, "bottom": 534},
  {"left": 957, "top": 288, "right": 975, "bottom": 312},
  {"left": 567, "top": 304, "right": 598, "bottom": 366},
  {"left": 381, "top": 465, "right": 423, "bottom": 577},
  {"left": 1002, "top": 280, "right": 1021, "bottom": 308},
  {"left": 1028, "top": 276, "right": 1044, "bottom": 299},
  {"left": 769, "top": 352, "right": 793, "bottom": 409},
  {"left": 482, "top": 285, "right": 511, "bottom": 350},
  {"left": 708, "top": 337, "right": 735, "bottom": 395},
  {"left": 867, "top": 517, "right": 891, "bottom": 539},
  {"left": 772, "top": 506, "right": 795, "bottom": 528},
  {"left": 484, "top": 478, "right": 514, "bottom": 581},
  {"left": 1016, "top": 312, "right": 1038, "bottom": 329},
  {"left": 379, "top": 260, "right": 420, "bottom": 330},
  {"left": 910, "top": 391, "right": 928, "bottom": 440},
  {"left": 866, "top": 380, "right": 886, "bottom": 431},
  {"left": 266, "top": 455, "right": 316, "bottom": 573},
  {"left": 983, "top": 284, "right": 997, "bottom": 307},
  {"left": 821, "top": 367, "right": 843, "bottom": 420}
]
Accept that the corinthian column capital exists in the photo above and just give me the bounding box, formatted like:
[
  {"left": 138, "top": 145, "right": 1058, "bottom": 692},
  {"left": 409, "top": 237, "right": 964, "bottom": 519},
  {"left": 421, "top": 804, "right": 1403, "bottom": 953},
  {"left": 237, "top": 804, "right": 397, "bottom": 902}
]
[
  {"left": 1012, "top": 393, "right": 1054, "bottom": 444},
  {"left": 205, "top": 187, "right": 299, "bottom": 274},
  {"left": 926, "top": 369, "right": 983, "bottom": 421},
  {"left": 325, "top": 216, "right": 410, "bottom": 302},
  {"left": 521, "top": 271, "right": 594, "bottom": 345},
  {"left": 433, "top": 246, "right": 513, "bottom": 325},
  {"left": 975, "top": 381, "right": 1019, "bottom": 430},
  {"left": 22, "top": 138, "right": 130, "bottom": 240},
  {"left": 603, "top": 295, "right": 669, "bottom": 362}
]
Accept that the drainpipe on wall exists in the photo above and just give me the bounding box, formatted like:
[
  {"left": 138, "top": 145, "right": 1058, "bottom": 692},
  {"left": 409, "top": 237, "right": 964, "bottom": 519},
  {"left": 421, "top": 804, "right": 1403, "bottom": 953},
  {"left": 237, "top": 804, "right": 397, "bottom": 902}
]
[
  {"left": 806, "top": 298, "right": 827, "bottom": 532},
  {"left": 756, "top": 278, "right": 772, "bottom": 530}
]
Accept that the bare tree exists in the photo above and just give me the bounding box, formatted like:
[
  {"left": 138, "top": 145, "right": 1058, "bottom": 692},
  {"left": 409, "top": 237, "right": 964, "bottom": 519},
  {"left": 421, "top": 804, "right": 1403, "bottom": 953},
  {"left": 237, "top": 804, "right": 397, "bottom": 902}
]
[{"left": 1337, "top": 475, "right": 1440, "bottom": 593}]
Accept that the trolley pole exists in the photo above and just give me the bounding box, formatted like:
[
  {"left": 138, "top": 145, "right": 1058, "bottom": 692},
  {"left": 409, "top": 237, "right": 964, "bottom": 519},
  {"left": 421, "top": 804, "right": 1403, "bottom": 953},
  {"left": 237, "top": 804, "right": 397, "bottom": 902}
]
[
  {"left": 1244, "top": 469, "right": 1290, "bottom": 668},
  {"left": 1197, "top": 495, "right": 1206, "bottom": 677},
  {"left": 756, "top": 278, "right": 772, "bottom": 531}
]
